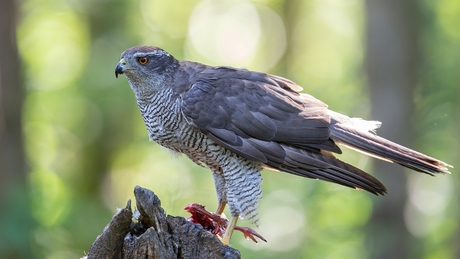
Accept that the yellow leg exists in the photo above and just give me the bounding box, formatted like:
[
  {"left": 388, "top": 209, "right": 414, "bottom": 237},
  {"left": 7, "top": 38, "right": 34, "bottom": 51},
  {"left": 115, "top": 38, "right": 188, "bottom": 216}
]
[
  {"left": 222, "top": 216, "right": 238, "bottom": 246},
  {"left": 216, "top": 201, "right": 227, "bottom": 215}
]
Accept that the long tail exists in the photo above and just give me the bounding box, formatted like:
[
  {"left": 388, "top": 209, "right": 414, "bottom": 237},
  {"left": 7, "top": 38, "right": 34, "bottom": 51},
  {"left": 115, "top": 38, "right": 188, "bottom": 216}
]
[
  {"left": 271, "top": 148, "right": 388, "bottom": 195},
  {"left": 328, "top": 110, "right": 451, "bottom": 175}
]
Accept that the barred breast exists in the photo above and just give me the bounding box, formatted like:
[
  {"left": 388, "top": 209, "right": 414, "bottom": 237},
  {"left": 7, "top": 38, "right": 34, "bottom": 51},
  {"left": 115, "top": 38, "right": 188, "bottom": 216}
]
[{"left": 138, "top": 89, "right": 263, "bottom": 225}]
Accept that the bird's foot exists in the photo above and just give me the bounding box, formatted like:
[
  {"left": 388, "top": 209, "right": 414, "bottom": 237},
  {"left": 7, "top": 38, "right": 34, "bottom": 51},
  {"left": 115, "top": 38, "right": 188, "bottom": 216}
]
[
  {"left": 184, "top": 203, "right": 266, "bottom": 244},
  {"left": 234, "top": 225, "right": 267, "bottom": 243}
]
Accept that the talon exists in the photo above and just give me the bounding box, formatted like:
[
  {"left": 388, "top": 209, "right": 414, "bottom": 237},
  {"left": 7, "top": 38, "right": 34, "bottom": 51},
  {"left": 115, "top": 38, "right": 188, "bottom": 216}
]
[
  {"left": 184, "top": 203, "right": 266, "bottom": 244},
  {"left": 234, "top": 226, "right": 267, "bottom": 243}
]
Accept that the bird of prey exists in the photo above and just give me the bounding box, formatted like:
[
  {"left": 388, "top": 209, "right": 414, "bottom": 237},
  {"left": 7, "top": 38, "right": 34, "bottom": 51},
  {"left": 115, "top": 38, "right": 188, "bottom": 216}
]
[{"left": 115, "top": 46, "right": 451, "bottom": 245}]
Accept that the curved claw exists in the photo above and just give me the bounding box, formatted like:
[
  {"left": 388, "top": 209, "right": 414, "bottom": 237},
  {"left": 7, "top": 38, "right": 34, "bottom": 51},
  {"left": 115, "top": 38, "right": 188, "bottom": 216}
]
[
  {"left": 234, "top": 226, "right": 267, "bottom": 243},
  {"left": 184, "top": 203, "right": 266, "bottom": 244}
]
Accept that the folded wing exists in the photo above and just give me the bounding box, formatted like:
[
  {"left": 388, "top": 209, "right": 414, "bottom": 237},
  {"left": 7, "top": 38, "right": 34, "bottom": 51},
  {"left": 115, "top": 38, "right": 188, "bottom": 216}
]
[{"left": 180, "top": 66, "right": 387, "bottom": 195}]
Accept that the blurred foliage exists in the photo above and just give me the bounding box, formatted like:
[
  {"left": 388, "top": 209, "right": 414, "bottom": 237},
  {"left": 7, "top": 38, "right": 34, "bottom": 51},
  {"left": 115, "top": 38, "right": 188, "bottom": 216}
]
[{"left": 7, "top": 0, "right": 459, "bottom": 258}]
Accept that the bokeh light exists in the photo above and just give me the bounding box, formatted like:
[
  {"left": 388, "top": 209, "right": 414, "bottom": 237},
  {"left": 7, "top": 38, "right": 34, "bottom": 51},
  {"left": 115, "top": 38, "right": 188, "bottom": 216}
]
[{"left": 4, "top": 0, "right": 457, "bottom": 258}]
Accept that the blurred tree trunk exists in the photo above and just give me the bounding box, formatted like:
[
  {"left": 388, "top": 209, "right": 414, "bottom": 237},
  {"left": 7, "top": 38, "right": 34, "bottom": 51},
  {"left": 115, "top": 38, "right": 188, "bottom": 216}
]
[
  {"left": 365, "top": 0, "right": 418, "bottom": 258},
  {"left": 274, "top": 0, "right": 297, "bottom": 78},
  {"left": 0, "top": 0, "right": 34, "bottom": 258},
  {"left": 0, "top": 0, "right": 24, "bottom": 192}
]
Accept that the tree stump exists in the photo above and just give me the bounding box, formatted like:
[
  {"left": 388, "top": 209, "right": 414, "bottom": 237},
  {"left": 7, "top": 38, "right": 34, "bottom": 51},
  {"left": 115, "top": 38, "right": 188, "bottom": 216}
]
[{"left": 82, "top": 186, "right": 241, "bottom": 259}]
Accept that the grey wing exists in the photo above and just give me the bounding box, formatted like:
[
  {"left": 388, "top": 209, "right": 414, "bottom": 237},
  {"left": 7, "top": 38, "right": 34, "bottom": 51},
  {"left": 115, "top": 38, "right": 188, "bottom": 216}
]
[{"left": 181, "top": 68, "right": 386, "bottom": 195}]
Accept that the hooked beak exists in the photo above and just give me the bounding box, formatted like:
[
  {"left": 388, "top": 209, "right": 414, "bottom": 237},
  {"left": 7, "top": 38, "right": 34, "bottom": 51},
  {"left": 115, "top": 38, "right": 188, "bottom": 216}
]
[{"left": 115, "top": 58, "right": 127, "bottom": 78}]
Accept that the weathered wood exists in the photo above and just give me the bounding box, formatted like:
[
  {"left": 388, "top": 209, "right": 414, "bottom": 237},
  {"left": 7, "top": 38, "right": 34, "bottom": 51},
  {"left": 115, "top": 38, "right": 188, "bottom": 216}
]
[{"left": 83, "top": 186, "right": 240, "bottom": 259}]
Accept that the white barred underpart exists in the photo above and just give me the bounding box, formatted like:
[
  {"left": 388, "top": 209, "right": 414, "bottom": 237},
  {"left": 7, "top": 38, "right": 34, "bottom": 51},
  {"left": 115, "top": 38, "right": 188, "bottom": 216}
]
[{"left": 136, "top": 88, "right": 263, "bottom": 225}]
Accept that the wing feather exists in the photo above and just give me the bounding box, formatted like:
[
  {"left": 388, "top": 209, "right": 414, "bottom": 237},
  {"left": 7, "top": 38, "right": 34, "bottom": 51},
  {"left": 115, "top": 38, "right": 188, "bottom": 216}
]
[
  {"left": 179, "top": 66, "right": 386, "bottom": 195},
  {"left": 182, "top": 75, "right": 335, "bottom": 148}
]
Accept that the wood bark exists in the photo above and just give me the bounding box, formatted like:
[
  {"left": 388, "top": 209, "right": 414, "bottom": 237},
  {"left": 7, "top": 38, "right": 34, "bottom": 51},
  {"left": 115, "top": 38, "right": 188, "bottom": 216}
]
[{"left": 83, "top": 186, "right": 240, "bottom": 259}]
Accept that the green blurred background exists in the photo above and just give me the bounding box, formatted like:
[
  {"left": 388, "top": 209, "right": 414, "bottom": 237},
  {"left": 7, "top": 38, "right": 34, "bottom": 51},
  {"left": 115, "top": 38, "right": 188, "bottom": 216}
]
[{"left": 0, "top": 0, "right": 459, "bottom": 258}]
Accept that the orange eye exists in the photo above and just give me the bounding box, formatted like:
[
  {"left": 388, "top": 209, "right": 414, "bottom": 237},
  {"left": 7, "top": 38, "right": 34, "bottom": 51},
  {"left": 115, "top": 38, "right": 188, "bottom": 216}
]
[{"left": 137, "top": 56, "right": 149, "bottom": 65}]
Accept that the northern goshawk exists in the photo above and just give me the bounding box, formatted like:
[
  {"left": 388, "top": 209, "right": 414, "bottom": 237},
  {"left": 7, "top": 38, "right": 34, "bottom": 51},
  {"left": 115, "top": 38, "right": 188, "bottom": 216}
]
[{"left": 115, "top": 46, "right": 451, "bottom": 244}]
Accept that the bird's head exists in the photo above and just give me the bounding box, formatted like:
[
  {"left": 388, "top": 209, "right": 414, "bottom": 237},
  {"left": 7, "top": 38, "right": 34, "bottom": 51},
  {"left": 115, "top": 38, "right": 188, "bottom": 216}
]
[{"left": 115, "top": 46, "right": 179, "bottom": 95}]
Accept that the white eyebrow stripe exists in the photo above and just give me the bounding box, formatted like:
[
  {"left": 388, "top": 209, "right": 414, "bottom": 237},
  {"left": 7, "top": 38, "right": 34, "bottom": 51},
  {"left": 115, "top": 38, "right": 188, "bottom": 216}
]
[{"left": 133, "top": 51, "right": 170, "bottom": 57}]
